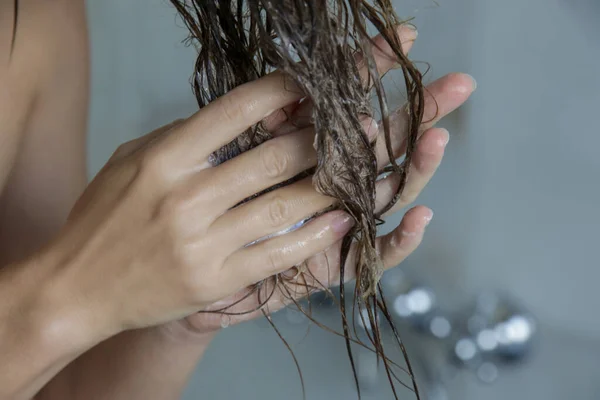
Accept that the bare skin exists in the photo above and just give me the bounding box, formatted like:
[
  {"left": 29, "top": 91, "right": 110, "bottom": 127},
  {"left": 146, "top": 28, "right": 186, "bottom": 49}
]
[{"left": 0, "top": 1, "right": 475, "bottom": 399}]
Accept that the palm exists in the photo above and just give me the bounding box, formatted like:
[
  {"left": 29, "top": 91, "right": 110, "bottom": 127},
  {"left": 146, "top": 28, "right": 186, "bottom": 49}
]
[{"left": 179, "top": 70, "right": 474, "bottom": 334}]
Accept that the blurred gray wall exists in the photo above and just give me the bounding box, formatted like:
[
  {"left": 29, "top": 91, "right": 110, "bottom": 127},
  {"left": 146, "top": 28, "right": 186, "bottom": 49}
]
[{"left": 86, "top": 0, "right": 600, "bottom": 398}]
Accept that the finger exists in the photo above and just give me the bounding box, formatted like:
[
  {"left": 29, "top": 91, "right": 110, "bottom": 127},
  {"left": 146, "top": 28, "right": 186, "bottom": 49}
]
[
  {"left": 272, "top": 25, "right": 418, "bottom": 136},
  {"left": 319, "top": 205, "right": 432, "bottom": 285},
  {"left": 243, "top": 205, "right": 431, "bottom": 300},
  {"left": 202, "top": 126, "right": 316, "bottom": 213},
  {"left": 197, "top": 206, "right": 431, "bottom": 329},
  {"left": 356, "top": 24, "right": 418, "bottom": 84},
  {"left": 376, "top": 73, "right": 475, "bottom": 169},
  {"left": 194, "top": 283, "right": 287, "bottom": 330},
  {"left": 376, "top": 205, "right": 432, "bottom": 269},
  {"left": 261, "top": 101, "right": 303, "bottom": 132},
  {"left": 375, "top": 128, "right": 448, "bottom": 214},
  {"left": 202, "top": 118, "right": 377, "bottom": 213},
  {"left": 110, "top": 119, "right": 184, "bottom": 162},
  {"left": 160, "top": 71, "right": 304, "bottom": 169},
  {"left": 223, "top": 210, "right": 355, "bottom": 290},
  {"left": 209, "top": 178, "right": 334, "bottom": 251}
]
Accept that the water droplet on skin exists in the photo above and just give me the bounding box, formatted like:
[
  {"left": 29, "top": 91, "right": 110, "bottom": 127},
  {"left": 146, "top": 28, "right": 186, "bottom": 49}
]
[{"left": 220, "top": 314, "right": 231, "bottom": 329}]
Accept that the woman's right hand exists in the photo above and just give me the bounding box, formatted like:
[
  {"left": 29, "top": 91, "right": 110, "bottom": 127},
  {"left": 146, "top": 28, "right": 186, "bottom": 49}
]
[
  {"left": 37, "top": 25, "right": 473, "bottom": 343},
  {"left": 40, "top": 71, "right": 357, "bottom": 339}
]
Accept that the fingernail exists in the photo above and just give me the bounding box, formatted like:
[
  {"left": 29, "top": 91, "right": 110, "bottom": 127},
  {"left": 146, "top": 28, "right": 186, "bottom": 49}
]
[
  {"left": 424, "top": 209, "right": 434, "bottom": 226},
  {"left": 404, "top": 24, "right": 418, "bottom": 39},
  {"left": 331, "top": 213, "right": 355, "bottom": 234},
  {"left": 438, "top": 129, "right": 450, "bottom": 147},
  {"left": 467, "top": 74, "right": 477, "bottom": 91}
]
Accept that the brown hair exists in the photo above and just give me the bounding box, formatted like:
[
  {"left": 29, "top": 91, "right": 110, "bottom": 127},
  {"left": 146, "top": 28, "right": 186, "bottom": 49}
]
[{"left": 170, "top": 1, "right": 425, "bottom": 398}]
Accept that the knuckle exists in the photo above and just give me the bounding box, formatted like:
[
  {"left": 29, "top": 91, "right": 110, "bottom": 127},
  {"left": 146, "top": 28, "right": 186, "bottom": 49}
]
[
  {"left": 266, "top": 196, "right": 290, "bottom": 227},
  {"left": 157, "top": 194, "right": 186, "bottom": 229},
  {"left": 218, "top": 91, "right": 251, "bottom": 123},
  {"left": 113, "top": 142, "right": 130, "bottom": 158},
  {"left": 138, "top": 148, "right": 166, "bottom": 179},
  {"left": 267, "top": 248, "right": 285, "bottom": 273},
  {"left": 181, "top": 262, "right": 221, "bottom": 304},
  {"left": 137, "top": 148, "right": 176, "bottom": 187},
  {"left": 110, "top": 140, "right": 139, "bottom": 163},
  {"left": 260, "top": 141, "right": 289, "bottom": 179}
]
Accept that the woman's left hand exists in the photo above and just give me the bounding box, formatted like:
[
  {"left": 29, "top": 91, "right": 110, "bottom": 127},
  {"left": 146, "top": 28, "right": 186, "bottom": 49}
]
[
  {"left": 177, "top": 72, "right": 475, "bottom": 335},
  {"left": 162, "top": 27, "right": 476, "bottom": 337}
]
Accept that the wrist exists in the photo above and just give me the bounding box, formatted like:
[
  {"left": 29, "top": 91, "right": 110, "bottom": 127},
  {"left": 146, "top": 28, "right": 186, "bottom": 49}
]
[
  {"left": 9, "top": 250, "right": 114, "bottom": 356},
  {"left": 0, "top": 254, "right": 109, "bottom": 399}
]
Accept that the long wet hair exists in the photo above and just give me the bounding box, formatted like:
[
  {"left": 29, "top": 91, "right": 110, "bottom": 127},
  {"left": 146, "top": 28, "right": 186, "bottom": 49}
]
[
  {"left": 170, "top": 1, "right": 426, "bottom": 399},
  {"left": 9, "top": 0, "right": 426, "bottom": 397}
]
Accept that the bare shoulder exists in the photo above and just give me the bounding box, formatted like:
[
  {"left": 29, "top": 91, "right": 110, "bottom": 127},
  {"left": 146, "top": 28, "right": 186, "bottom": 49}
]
[
  {"left": 0, "top": 0, "right": 89, "bottom": 264},
  {"left": 0, "top": 0, "right": 89, "bottom": 193},
  {"left": 0, "top": 0, "right": 88, "bottom": 76}
]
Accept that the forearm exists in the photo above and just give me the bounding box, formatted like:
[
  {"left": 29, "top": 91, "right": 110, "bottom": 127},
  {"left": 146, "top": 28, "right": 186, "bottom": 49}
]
[
  {"left": 37, "top": 325, "right": 216, "bottom": 400},
  {"left": 0, "top": 255, "right": 106, "bottom": 400}
]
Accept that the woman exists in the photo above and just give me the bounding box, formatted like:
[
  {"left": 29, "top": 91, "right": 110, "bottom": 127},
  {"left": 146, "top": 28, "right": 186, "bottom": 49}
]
[{"left": 0, "top": 1, "right": 475, "bottom": 399}]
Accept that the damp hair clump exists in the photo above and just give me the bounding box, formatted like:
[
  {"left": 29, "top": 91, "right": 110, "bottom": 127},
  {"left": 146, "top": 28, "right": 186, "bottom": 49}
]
[{"left": 170, "top": 1, "right": 425, "bottom": 398}]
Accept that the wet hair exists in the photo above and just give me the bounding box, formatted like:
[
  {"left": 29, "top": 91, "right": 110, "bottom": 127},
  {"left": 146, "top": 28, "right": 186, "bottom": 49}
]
[
  {"left": 171, "top": 1, "right": 426, "bottom": 398},
  {"left": 12, "top": 0, "right": 425, "bottom": 396}
]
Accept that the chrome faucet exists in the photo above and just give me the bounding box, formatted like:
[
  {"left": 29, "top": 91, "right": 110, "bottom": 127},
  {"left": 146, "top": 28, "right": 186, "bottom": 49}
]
[{"left": 349, "top": 269, "right": 537, "bottom": 398}]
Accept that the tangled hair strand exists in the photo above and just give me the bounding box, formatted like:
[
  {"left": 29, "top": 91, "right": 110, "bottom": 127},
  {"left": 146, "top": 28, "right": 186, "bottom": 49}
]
[{"left": 170, "top": 1, "right": 425, "bottom": 398}]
